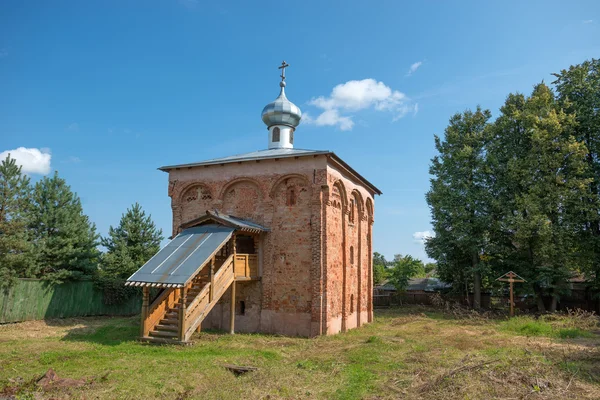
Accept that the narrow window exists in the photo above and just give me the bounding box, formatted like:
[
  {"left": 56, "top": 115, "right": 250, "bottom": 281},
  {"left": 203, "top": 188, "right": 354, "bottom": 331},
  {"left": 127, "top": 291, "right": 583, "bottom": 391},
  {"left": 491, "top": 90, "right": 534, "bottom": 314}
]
[
  {"left": 239, "top": 300, "right": 246, "bottom": 315},
  {"left": 272, "top": 127, "right": 280, "bottom": 142},
  {"left": 349, "top": 199, "right": 355, "bottom": 223},
  {"left": 286, "top": 188, "right": 296, "bottom": 206},
  {"left": 289, "top": 128, "right": 294, "bottom": 144},
  {"left": 350, "top": 246, "right": 354, "bottom": 264},
  {"left": 350, "top": 294, "right": 355, "bottom": 313}
]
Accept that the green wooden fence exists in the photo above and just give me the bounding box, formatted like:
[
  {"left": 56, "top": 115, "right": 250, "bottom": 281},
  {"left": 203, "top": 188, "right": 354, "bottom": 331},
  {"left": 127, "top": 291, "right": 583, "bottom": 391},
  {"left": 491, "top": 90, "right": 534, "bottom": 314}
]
[{"left": 0, "top": 279, "right": 141, "bottom": 323}]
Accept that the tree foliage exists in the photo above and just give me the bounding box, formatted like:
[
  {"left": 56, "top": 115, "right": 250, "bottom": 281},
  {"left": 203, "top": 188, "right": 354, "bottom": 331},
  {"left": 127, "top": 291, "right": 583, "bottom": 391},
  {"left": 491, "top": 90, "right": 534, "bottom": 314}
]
[
  {"left": 0, "top": 155, "right": 33, "bottom": 289},
  {"left": 426, "top": 106, "right": 493, "bottom": 308},
  {"left": 372, "top": 252, "right": 388, "bottom": 285},
  {"left": 388, "top": 255, "right": 424, "bottom": 291},
  {"left": 426, "top": 60, "right": 599, "bottom": 311},
  {"left": 552, "top": 59, "right": 600, "bottom": 294},
  {"left": 100, "top": 202, "right": 163, "bottom": 279},
  {"left": 29, "top": 172, "right": 100, "bottom": 283}
]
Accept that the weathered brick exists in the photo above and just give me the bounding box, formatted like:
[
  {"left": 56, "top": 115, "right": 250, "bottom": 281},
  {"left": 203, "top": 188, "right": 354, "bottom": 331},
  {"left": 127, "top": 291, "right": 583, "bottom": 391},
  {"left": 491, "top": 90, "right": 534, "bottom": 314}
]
[{"left": 166, "top": 154, "right": 376, "bottom": 336}]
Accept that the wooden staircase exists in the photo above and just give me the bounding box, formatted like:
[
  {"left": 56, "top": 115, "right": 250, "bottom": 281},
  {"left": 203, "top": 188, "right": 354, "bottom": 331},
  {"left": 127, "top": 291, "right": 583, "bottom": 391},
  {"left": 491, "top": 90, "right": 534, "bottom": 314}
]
[{"left": 140, "top": 253, "right": 236, "bottom": 344}]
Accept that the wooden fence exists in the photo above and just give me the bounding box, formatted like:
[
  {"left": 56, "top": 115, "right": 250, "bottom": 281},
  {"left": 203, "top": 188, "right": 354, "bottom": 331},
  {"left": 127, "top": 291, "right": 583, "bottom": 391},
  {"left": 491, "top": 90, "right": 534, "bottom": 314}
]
[
  {"left": 374, "top": 291, "right": 600, "bottom": 313},
  {"left": 0, "top": 279, "right": 141, "bottom": 323}
]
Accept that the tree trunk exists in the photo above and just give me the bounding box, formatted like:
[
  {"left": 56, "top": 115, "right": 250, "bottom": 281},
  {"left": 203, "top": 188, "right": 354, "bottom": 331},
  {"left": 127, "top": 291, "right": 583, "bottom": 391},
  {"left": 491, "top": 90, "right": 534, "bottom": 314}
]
[
  {"left": 549, "top": 294, "right": 558, "bottom": 313},
  {"left": 533, "top": 284, "right": 546, "bottom": 313},
  {"left": 472, "top": 253, "right": 481, "bottom": 310}
]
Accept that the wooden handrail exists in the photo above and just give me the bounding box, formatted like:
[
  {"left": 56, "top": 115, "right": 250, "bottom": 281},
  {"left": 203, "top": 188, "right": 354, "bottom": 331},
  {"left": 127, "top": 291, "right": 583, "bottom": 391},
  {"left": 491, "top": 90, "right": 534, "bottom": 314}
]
[
  {"left": 214, "top": 254, "right": 234, "bottom": 281},
  {"left": 183, "top": 256, "right": 235, "bottom": 340}
]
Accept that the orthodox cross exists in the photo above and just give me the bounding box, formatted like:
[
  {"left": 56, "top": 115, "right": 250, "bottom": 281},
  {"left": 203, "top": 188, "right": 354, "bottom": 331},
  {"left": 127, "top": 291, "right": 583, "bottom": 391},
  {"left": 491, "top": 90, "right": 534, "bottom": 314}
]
[
  {"left": 496, "top": 271, "right": 526, "bottom": 317},
  {"left": 278, "top": 60, "right": 290, "bottom": 82}
]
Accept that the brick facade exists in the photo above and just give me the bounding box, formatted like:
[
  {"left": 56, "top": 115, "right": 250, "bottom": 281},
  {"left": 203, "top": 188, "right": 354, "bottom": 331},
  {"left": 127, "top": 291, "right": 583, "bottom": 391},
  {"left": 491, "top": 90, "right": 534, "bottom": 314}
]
[{"left": 166, "top": 154, "right": 376, "bottom": 336}]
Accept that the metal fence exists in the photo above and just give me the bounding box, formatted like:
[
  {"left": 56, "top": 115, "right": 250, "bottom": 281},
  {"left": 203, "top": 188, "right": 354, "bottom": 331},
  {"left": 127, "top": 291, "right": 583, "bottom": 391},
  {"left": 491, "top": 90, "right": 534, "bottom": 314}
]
[{"left": 0, "top": 279, "right": 141, "bottom": 323}]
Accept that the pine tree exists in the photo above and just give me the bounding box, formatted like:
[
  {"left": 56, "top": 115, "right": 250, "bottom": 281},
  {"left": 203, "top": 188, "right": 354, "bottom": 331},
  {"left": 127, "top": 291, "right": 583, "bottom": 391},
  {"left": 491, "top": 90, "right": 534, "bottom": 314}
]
[
  {"left": 29, "top": 172, "right": 99, "bottom": 282},
  {"left": 0, "top": 155, "right": 33, "bottom": 289},
  {"left": 488, "top": 83, "right": 591, "bottom": 311},
  {"left": 426, "top": 107, "right": 493, "bottom": 308},
  {"left": 100, "top": 202, "right": 163, "bottom": 279}
]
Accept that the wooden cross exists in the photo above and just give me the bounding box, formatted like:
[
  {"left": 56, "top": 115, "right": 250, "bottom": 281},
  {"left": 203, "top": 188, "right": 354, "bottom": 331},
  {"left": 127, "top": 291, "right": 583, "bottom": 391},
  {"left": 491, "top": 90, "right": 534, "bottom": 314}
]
[
  {"left": 496, "top": 271, "right": 525, "bottom": 317},
  {"left": 278, "top": 60, "right": 290, "bottom": 82}
]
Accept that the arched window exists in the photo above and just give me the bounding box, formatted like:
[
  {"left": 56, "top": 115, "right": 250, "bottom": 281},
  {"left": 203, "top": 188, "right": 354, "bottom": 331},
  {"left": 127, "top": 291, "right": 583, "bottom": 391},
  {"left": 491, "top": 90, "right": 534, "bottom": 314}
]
[
  {"left": 350, "top": 246, "right": 354, "bottom": 264},
  {"left": 349, "top": 199, "right": 356, "bottom": 224},
  {"left": 272, "top": 127, "right": 280, "bottom": 142},
  {"left": 289, "top": 128, "right": 294, "bottom": 144},
  {"left": 350, "top": 294, "right": 355, "bottom": 313}
]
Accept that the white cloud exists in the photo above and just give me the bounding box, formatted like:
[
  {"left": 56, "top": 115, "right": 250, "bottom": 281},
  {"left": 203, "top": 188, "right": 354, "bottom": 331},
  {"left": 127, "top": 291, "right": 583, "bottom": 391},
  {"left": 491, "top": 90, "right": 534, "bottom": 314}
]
[
  {"left": 413, "top": 230, "right": 434, "bottom": 244},
  {"left": 305, "top": 79, "right": 416, "bottom": 130},
  {"left": 406, "top": 61, "right": 423, "bottom": 76},
  {"left": 0, "top": 147, "right": 52, "bottom": 175},
  {"left": 67, "top": 122, "right": 79, "bottom": 132},
  {"left": 583, "top": 20, "right": 593, "bottom": 24}
]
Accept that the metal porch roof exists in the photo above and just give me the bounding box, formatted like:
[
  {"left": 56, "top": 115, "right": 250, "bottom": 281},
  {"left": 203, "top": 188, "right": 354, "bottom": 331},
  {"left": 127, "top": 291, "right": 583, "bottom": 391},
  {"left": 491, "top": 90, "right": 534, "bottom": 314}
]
[
  {"left": 180, "top": 210, "right": 269, "bottom": 234},
  {"left": 126, "top": 224, "right": 233, "bottom": 288}
]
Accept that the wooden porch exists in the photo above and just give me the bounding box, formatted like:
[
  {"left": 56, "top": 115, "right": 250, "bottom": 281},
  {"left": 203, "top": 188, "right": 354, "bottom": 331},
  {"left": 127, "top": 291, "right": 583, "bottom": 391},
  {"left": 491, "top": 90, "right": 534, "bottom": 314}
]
[{"left": 138, "top": 233, "right": 260, "bottom": 344}]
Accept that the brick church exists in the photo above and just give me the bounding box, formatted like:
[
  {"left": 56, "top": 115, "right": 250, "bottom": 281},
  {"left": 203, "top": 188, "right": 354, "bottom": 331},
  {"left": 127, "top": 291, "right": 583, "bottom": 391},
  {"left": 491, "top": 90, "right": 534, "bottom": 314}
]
[{"left": 127, "top": 62, "right": 381, "bottom": 343}]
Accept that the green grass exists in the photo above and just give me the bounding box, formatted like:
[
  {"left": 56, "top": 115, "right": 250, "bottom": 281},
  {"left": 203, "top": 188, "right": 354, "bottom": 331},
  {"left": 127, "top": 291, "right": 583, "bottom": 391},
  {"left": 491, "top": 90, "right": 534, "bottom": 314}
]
[
  {"left": 500, "top": 316, "right": 595, "bottom": 338},
  {"left": 0, "top": 307, "right": 599, "bottom": 399}
]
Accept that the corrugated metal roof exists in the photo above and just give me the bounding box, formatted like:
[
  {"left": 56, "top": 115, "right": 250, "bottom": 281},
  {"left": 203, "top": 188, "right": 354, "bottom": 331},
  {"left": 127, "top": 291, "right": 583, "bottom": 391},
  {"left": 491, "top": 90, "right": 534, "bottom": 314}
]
[{"left": 126, "top": 224, "right": 233, "bottom": 287}]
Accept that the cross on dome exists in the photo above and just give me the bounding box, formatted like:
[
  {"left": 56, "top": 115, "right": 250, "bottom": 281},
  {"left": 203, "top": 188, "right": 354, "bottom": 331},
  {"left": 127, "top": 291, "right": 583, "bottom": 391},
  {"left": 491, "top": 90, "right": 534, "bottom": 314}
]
[{"left": 261, "top": 60, "right": 302, "bottom": 149}]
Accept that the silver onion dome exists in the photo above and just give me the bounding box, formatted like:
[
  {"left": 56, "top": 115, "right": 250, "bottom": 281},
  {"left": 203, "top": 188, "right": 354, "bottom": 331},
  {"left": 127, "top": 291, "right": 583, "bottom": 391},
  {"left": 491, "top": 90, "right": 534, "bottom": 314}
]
[{"left": 261, "top": 81, "right": 302, "bottom": 128}]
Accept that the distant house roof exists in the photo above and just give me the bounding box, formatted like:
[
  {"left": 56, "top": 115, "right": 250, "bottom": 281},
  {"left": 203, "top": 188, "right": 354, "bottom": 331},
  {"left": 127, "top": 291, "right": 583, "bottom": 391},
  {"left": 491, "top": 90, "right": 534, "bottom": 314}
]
[
  {"left": 375, "top": 278, "right": 452, "bottom": 293},
  {"left": 158, "top": 148, "right": 382, "bottom": 195}
]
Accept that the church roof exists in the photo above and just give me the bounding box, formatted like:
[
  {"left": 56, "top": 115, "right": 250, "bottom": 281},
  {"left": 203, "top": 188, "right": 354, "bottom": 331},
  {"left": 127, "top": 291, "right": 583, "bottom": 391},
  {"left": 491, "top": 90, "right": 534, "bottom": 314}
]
[
  {"left": 159, "top": 148, "right": 328, "bottom": 170},
  {"left": 159, "top": 148, "right": 382, "bottom": 195}
]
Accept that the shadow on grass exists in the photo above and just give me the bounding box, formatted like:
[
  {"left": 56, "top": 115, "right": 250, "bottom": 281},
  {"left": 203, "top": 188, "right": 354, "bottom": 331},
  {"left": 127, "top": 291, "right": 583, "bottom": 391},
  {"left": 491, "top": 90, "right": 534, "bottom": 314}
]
[{"left": 57, "top": 317, "right": 140, "bottom": 346}]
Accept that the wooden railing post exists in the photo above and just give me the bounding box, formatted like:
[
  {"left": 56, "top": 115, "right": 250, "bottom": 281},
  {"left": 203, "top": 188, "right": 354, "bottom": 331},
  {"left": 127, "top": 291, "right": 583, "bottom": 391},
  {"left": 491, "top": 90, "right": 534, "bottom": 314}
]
[
  {"left": 141, "top": 287, "right": 149, "bottom": 337},
  {"left": 230, "top": 281, "right": 236, "bottom": 334},
  {"left": 209, "top": 257, "right": 215, "bottom": 302},
  {"left": 178, "top": 287, "right": 187, "bottom": 342}
]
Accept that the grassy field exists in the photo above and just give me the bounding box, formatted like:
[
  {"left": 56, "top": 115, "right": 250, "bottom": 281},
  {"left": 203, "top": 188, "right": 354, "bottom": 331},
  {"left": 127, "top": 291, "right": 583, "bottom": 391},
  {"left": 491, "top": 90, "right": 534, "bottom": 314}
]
[{"left": 1, "top": 306, "right": 599, "bottom": 399}]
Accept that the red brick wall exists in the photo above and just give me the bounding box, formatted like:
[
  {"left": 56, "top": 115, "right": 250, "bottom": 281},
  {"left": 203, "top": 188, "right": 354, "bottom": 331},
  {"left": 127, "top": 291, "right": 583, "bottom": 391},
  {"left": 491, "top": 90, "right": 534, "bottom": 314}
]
[{"left": 166, "top": 155, "right": 375, "bottom": 336}]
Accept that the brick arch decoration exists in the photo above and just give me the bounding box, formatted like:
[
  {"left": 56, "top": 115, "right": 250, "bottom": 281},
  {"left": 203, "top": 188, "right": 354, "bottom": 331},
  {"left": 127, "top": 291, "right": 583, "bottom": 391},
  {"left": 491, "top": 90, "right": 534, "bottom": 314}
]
[
  {"left": 331, "top": 180, "right": 348, "bottom": 211},
  {"left": 218, "top": 177, "right": 264, "bottom": 201},
  {"left": 350, "top": 189, "right": 365, "bottom": 219},
  {"left": 366, "top": 197, "right": 374, "bottom": 224},
  {"left": 178, "top": 183, "right": 215, "bottom": 225},
  {"left": 365, "top": 196, "right": 374, "bottom": 323},
  {"left": 219, "top": 177, "right": 264, "bottom": 220},
  {"left": 268, "top": 173, "right": 311, "bottom": 200}
]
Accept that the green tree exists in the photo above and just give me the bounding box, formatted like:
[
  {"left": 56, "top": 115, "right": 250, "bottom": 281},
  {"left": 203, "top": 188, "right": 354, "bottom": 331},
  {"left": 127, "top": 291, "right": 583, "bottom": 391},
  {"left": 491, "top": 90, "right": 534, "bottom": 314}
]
[
  {"left": 100, "top": 202, "right": 163, "bottom": 279},
  {"left": 424, "top": 262, "right": 437, "bottom": 276},
  {"left": 372, "top": 252, "right": 388, "bottom": 285},
  {"left": 552, "top": 59, "right": 600, "bottom": 294},
  {"left": 488, "top": 83, "right": 591, "bottom": 311},
  {"left": 29, "top": 172, "right": 99, "bottom": 282},
  {"left": 426, "top": 107, "right": 493, "bottom": 308},
  {"left": 388, "top": 255, "right": 424, "bottom": 291},
  {"left": 0, "top": 155, "right": 33, "bottom": 289}
]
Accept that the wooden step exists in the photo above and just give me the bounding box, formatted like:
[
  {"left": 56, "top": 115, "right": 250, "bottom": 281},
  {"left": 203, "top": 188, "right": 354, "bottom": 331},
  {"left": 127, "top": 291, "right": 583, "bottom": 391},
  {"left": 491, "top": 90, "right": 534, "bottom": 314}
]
[
  {"left": 149, "top": 330, "right": 178, "bottom": 338},
  {"left": 160, "top": 318, "right": 179, "bottom": 325},
  {"left": 140, "top": 336, "right": 190, "bottom": 346},
  {"left": 155, "top": 324, "right": 178, "bottom": 332}
]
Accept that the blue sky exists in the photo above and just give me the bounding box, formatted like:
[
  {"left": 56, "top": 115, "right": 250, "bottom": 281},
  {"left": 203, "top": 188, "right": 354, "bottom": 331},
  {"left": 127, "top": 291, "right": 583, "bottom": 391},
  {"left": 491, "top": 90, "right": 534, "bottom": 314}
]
[{"left": 1, "top": 0, "right": 599, "bottom": 262}]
